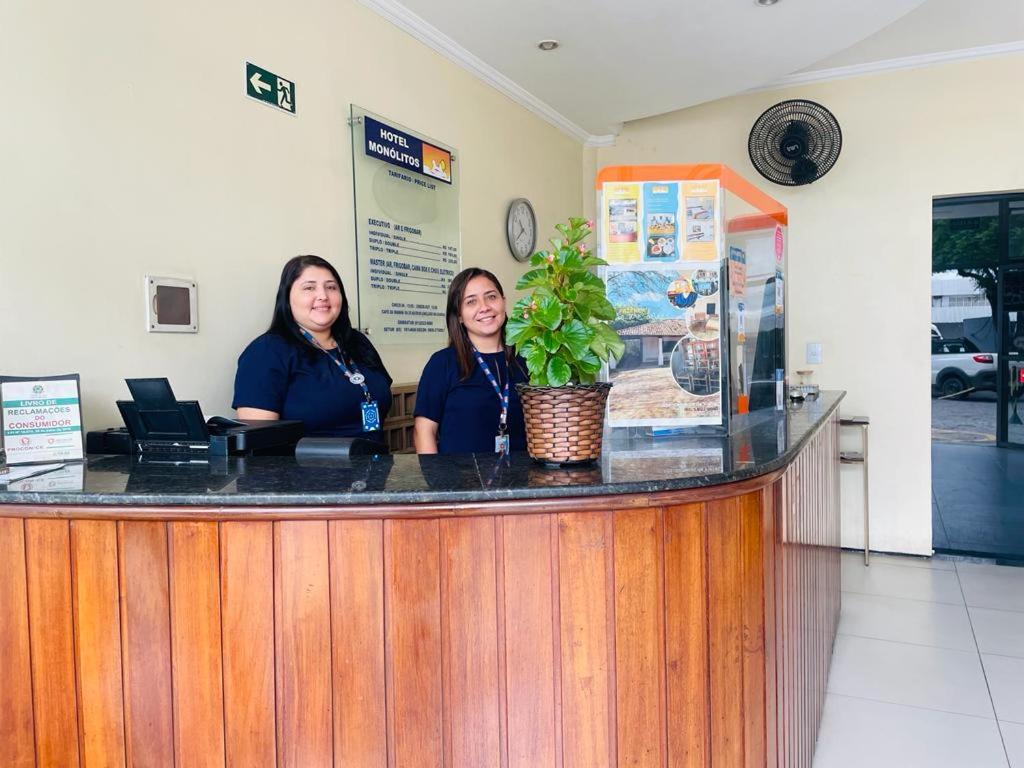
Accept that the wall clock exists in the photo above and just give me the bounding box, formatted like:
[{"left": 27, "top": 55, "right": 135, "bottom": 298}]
[{"left": 506, "top": 198, "right": 537, "bottom": 262}]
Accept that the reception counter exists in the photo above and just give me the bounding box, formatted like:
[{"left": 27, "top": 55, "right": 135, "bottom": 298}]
[{"left": 0, "top": 393, "right": 842, "bottom": 768}]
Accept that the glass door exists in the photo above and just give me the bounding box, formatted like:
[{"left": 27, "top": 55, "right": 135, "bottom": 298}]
[{"left": 998, "top": 265, "right": 1024, "bottom": 446}]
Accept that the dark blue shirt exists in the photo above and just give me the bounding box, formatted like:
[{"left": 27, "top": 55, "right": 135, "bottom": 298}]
[
  {"left": 232, "top": 332, "right": 392, "bottom": 438},
  {"left": 415, "top": 347, "right": 528, "bottom": 454}
]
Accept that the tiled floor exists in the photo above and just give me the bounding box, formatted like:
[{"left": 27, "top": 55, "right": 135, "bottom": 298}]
[{"left": 813, "top": 552, "right": 1024, "bottom": 768}]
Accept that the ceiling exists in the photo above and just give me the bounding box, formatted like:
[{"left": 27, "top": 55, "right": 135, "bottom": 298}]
[
  {"left": 797, "top": 0, "right": 1024, "bottom": 73},
  {"left": 360, "top": 0, "right": 1023, "bottom": 140}
]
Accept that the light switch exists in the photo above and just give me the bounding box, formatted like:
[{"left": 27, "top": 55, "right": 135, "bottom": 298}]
[{"left": 806, "top": 342, "right": 823, "bottom": 364}]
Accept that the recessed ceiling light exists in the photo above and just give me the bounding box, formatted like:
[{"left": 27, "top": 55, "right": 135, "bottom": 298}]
[
  {"left": 755, "top": 0, "right": 779, "bottom": 5},
  {"left": 537, "top": 40, "right": 559, "bottom": 51}
]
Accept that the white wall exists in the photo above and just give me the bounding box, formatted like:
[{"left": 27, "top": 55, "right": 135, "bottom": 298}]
[
  {"left": 591, "top": 53, "right": 1024, "bottom": 555},
  {"left": 0, "top": 0, "right": 582, "bottom": 428}
]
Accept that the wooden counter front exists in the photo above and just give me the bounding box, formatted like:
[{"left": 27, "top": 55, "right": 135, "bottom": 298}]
[{"left": 0, "top": 413, "right": 839, "bottom": 767}]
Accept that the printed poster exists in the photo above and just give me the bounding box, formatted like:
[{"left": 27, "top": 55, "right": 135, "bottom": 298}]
[
  {"left": 602, "top": 183, "right": 642, "bottom": 264},
  {"left": 643, "top": 182, "right": 679, "bottom": 262},
  {"left": 774, "top": 268, "right": 785, "bottom": 315},
  {"left": 682, "top": 181, "right": 719, "bottom": 261},
  {"left": 1, "top": 375, "right": 84, "bottom": 464},
  {"left": 728, "top": 246, "right": 747, "bottom": 297},
  {"left": 604, "top": 267, "right": 723, "bottom": 426}
]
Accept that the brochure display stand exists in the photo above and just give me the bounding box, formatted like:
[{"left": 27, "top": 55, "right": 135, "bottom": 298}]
[{"left": 596, "top": 164, "right": 789, "bottom": 433}]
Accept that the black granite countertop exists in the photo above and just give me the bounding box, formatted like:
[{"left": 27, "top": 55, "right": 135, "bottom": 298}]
[{"left": 0, "top": 392, "right": 843, "bottom": 507}]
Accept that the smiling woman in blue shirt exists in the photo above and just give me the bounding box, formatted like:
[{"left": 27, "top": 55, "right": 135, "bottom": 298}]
[
  {"left": 414, "top": 267, "right": 528, "bottom": 455},
  {"left": 232, "top": 255, "right": 392, "bottom": 438}
]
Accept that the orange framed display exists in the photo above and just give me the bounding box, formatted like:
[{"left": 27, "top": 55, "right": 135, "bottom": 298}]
[{"left": 596, "top": 164, "right": 788, "bottom": 433}]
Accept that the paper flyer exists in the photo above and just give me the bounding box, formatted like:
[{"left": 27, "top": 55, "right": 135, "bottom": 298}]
[
  {"left": 728, "top": 246, "right": 747, "bottom": 297},
  {"left": 3, "top": 463, "right": 84, "bottom": 492},
  {"left": 774, "top": 268, "right": 785, "bottom": 315},
  {"left": 604, "top": 267, "right": 722, "bottom": 426},
  {"left": 682, "top": 181, "right": 718, "bottom": 261},
  {"left": 1, "top": 376, "right": 84, "bottom": 464},
  {"left": 643, "top": 182, "right": 679, "bottom": 263},
  {"left": 602, "top": 183, "right": 642, "bottom": 264}
]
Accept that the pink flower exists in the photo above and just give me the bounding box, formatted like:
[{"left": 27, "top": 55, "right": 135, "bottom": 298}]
[
  {"left": 585, "top": 219, "right": 594, "bottom": 230},
  {"left": 577, "top": 242, "right": 588, "bottom": 253},
  {"left": 546, "top": 253, "right": 555, "bottom": 263}
]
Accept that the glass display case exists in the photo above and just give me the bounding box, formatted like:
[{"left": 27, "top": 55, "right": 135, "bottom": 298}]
[{"left": 596, "top": 163, "right": 788, "bottom": 434}]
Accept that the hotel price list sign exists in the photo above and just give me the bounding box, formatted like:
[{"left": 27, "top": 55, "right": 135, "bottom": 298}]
[{"left": 351, "top": 106, "right": 460, "bottom": 343}]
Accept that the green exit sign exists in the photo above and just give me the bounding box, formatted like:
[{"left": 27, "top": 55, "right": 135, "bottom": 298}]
[{"left": 245, "top": 61, "right": 295, "bottom": 114}]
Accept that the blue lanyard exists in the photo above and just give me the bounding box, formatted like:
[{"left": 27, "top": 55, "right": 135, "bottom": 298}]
[
  {"left": 300, "top": 329, "right": 374, "bottom": 403},
  {"left": 472, "top": 348, "right": 509, "bottom": 433}
]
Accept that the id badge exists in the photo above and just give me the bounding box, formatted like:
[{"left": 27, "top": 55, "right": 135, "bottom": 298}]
[
  {"left": 361, "top": 400, "right": 380, "bottom": 432},
  {"left": 494, "top": 433, "right": 510, "bottom": 454}
]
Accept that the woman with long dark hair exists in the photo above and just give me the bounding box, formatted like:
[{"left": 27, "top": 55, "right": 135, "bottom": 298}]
[
  {"left": 233, "top": 255, "right": 392, "bottom": 437},
  {"left": 413, "top": 267, "right": 527, "bottom": 454}
]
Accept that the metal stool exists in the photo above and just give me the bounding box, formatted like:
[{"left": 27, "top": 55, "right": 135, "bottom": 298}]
[{"left": 840, "top": 416, "right": 870, "bottom": 566}]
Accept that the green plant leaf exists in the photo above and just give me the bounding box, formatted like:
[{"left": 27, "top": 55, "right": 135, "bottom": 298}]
[
  {"left": 530, "top": 251, "right": 549, "bottom": 267},
  {"left": 572, "top": 272, "right": 605, "bottom": 291},
  {"left": 505, "top": 313, "right": 530, "bottom": 346},
  {"left": 546, "top": 356, "right": 571, "bottom": 387},
  {"left": 508, "top": 296, "right": 532, "bottom": 324},
  {"left": 533, "top": 295, "right": 562, "bottom": 330},
  {"left": 580, "top": 255, "right": 608, "bottom": 268},
  {"left": 588, "top": 294, "right": 617, "bottom": 322},
  {"left": 523, "top": 341, "right": 548, "bottom": 378},
  {"left": 515, "top": 268, "right": 549, "bottom": 291},
  {"left": 561, "top": 250, "right": 584, "bottom": 271},
  {"left": 540, "top": 330, "right": 560, "bottom": 353},
  {"left": 558, "top": 319, "right": 595, "bottom": 358},
  {"left": 506, "top": 316, "right": 541, "bottom": 348},
  {"left": 591, "top": 323, "right": 625, "bottom": 361},
  {"left": 573, "top": 353, "right": 601, "bottom": 384},
  {"left": 576, "top": 350, "right": 602, "bottom": 375}
]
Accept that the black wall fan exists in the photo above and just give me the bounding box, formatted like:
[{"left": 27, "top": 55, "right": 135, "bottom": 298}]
[{"left": 748, "top": 99, "right": 842, "bottom": 186}]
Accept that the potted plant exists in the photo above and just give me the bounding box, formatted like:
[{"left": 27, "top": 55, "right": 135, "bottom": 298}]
[{"left": 505, "top": 216, "right": 625, "bottom": 465}]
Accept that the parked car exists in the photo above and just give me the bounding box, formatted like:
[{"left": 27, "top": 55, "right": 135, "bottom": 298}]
[{"left": 931, "top": 338, "right": 996, "bottom": 398}]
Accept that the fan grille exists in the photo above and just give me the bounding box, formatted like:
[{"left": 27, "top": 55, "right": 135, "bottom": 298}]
[{"left": 748, "top": 100, "right": 842, "bottom": 186}]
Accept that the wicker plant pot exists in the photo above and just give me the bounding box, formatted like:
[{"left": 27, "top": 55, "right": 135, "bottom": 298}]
[{"left": 516, "top": 382, "right": 612, "bottom": 466}]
